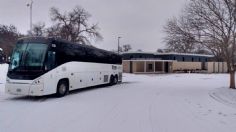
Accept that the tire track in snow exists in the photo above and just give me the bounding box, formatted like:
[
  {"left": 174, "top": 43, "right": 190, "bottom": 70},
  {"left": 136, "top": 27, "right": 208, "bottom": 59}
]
[{"left": 209, "top": 90, "right": 236, "bottom": 109}]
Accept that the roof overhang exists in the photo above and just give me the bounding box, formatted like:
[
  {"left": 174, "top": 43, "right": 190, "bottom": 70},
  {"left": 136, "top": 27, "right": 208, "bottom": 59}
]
[
  {"left": 123, "top": 59, "right": 174, "bottom": 62},
  {"left": 122, "top": 52, "right": 214, "bottom": 58}
]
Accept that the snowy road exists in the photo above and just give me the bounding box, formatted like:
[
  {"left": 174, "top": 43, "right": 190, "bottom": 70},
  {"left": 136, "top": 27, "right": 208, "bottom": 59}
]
[{"left": 1, "top": 65, "right": 236, "bottom": 132}]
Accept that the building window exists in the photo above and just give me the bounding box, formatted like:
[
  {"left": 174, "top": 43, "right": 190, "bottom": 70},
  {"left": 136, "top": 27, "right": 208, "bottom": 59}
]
[
  {"left": 182, "top": 57, "right": 185, "bottom": 62},
  {"left": 130, "top": 55, "right": 133, "bottom": 59},
  {"left": 148, "top": 64, "right": 153, "bottom": 70},
  {"left": 199, "top": 58, "right": 201, "bottom": 62},
  {"left": 173, "top": 57, "right": 176, "bottom": 60},
  {"left": 192, "top": 58, "right": 194, "bottom": 62}
]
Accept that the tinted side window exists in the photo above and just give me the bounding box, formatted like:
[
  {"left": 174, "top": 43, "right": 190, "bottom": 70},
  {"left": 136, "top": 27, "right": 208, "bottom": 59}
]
[{"left": 45, "top": 51, "right": 56, "bottom": 70}]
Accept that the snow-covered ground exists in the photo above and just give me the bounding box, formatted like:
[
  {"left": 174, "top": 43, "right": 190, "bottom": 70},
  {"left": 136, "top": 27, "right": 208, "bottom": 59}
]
[
  {"left": 0, "top": 64, "right": 8, "bottom": 93},
  {"left": 1, "top": 64, "right": 236, "bottom": 132}
]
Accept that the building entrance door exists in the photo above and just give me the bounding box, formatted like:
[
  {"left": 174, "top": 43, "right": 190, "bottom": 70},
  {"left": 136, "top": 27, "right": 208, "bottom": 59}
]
[
  {"left": 130, "top": 61, "right": 133, "bottom": 73},
  {"left": 165, "top": 62, "right": 169, "bottom": 73}
]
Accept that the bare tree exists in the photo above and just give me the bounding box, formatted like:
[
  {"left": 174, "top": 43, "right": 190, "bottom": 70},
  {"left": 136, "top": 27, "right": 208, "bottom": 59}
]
[
  {"left": 163, "top": 16, "right": 197, "bottom": 53},
  {"left": 0, "top": 25, "right": 21, "bottom": 56},
  {"left": 30, "top": 22, "right": 46, "bottom": 37},
  {"left": 46, "top": 24, "right": 60, "bottom": 38},
  {"left": 164, "top": 0, "right": 236, "bottom": 89},
  {"left": 157, "top": 49, "right": 164, "bottom": 53},
  {"left": 49, "top": 6, "right": 103, "bottom": 44},
  {"left": 0, "top": 48, "right": 4, "bottom": 63},
  {"left": 118, "top": 46, "right": 123, "bottom": 53},
  {"left": 188, "top": 0, "right": 236, "bottom": 89},
  {"left": 137, "top": 49, "right": 143, "bottom": 52},
  {"left": 122, "top": 44, "right": 132, "bottom": 52}
]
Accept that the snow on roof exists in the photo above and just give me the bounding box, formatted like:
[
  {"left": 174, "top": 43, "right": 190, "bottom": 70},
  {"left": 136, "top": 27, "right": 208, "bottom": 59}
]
[
  {"left": 123, "top": 59, "right": 174, "bottom": 62},
  {"left": 122, "top": 51, "right": 214, "bottom": 57},
  {"left": 155, "top": 52, "right": 214, "bottom": 57}
]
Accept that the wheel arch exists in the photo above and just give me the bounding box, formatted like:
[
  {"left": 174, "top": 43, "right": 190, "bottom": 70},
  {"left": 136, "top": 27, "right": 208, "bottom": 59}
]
[
  {"left": 56, "top": 78, "right": 70, "bottom": 97},
  {"left": 57, "top": 78, "right": 69, "bottom": 88},
  {"left": 115, "top": 74, "right": 118, "bottom": 79}
]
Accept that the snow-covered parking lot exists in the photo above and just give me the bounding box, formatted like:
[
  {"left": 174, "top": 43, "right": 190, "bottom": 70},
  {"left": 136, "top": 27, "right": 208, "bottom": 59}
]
[{"left": 1, "top": 64, "right": 236, "bottom": 132}]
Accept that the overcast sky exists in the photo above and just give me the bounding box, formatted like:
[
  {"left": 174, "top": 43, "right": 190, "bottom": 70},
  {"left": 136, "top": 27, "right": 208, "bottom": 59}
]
[{"left": 0, "top": 0, "right": 187, "bottom": 52}]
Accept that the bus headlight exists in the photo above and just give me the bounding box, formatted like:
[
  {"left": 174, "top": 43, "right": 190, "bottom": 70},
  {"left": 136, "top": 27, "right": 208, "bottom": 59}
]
[{"left": 32, "top": 77, "right": 43, "bottom": 85}]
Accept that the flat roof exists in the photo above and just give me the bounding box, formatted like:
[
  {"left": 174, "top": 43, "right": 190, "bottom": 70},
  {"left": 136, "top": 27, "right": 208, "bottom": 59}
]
[
  {"left": 123, "top": 60, "right": 174, "bottom": 62},
  {"left": 122, "top": 51, "right": 214, "bottom": 57}
]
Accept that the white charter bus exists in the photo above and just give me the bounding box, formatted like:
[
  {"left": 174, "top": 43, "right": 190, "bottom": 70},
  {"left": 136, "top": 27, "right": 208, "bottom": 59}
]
[{"left": 6, "top": 37, "right": 122, "bottom": 97}]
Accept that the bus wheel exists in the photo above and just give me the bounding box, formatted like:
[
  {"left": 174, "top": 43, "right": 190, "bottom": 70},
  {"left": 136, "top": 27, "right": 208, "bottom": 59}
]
[
  {"left": 56, "top": 80, "right": 68, "bottom": 97},
  {"left": 113, "top": 75, "right": 118, "bottom": 85},
  {"left": 109, "top": 75, "right": 114, "bottom": 85}
]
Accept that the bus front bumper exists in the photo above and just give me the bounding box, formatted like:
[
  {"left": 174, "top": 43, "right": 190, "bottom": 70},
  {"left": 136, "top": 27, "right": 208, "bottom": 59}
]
[{"left": 5, "top": 82, "right": 44, "bottom": 96}]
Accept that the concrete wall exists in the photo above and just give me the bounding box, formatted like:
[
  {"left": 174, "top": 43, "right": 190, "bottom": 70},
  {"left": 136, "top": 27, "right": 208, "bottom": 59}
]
[
  {"left": 207, "top": 62, "right": 214, "bottom": 73},
  {"left": 133, "top": 61, "right": 145, "bottom": 73},
  {"left": 123, "top": 61, "right": 130, "bottom": 73},
  {"left": 206, "top": 62, "right": 228, "bottom": 73},
  {"left": 214, "top": 62, "right": 219, "bottom": 72},
  {"left": 172, "top": 62, "right": 202, "bottom": 71},
  {"left": 223, "top": 62, "right": 228, "bottom": 73},
  {"left": 123, "top": 60, "right": 228, "bottom": 74},
  {"left": 219, "top": 62, "right": 222, "bottom": 73},
  {"left": 123, "top": 61, "right": 166, "bottom": 73}
]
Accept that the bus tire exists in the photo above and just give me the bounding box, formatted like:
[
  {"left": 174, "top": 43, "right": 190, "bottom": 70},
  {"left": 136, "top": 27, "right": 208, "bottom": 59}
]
[
  {"left": 56, "top": 80, "right": 69, "bottom": 97},
  {"left": 109, "top": 75, "right": 114, "bottom": 85},
  {"left": 114, "top": 75, "right": 118, "bottom": 85}
]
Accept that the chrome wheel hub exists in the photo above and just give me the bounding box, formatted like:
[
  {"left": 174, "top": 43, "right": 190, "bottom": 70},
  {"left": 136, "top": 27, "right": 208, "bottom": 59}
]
[{"left": 59, "top": 84, "right": 66, "bottom": 94}]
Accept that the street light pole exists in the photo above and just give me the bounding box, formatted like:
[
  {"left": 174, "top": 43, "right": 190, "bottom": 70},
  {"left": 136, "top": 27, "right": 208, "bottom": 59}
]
[
  {"left": 234, "top": 3, "right": 236, "bottom": 21},
  {"left": 27, "top": 0, "right": 33, "bottom": 35},
  {"left": 118, "top": 37, "right": 121, "bottom": 54}
]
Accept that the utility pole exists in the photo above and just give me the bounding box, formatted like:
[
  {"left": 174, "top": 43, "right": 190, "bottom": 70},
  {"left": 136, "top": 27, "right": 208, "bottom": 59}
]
[
  {"left": 27, "top": 0, "right": 33, "bottom": 35},
  {"left": 234, "top": 2, "right": 236, "bottom": 21},
  {"left": 118, "top": 36, "right": 121, "bottom": 54}
]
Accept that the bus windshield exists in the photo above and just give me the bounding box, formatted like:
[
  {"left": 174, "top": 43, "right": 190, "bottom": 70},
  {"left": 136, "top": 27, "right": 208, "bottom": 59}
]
[{"left": 9, "top": 43, "right": 48, "bottom": 71}]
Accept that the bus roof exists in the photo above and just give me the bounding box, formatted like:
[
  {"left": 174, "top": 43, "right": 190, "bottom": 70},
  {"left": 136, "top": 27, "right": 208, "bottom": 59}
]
[{"left": 17, "top": 37, "right": 119, "bottom": 56}]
